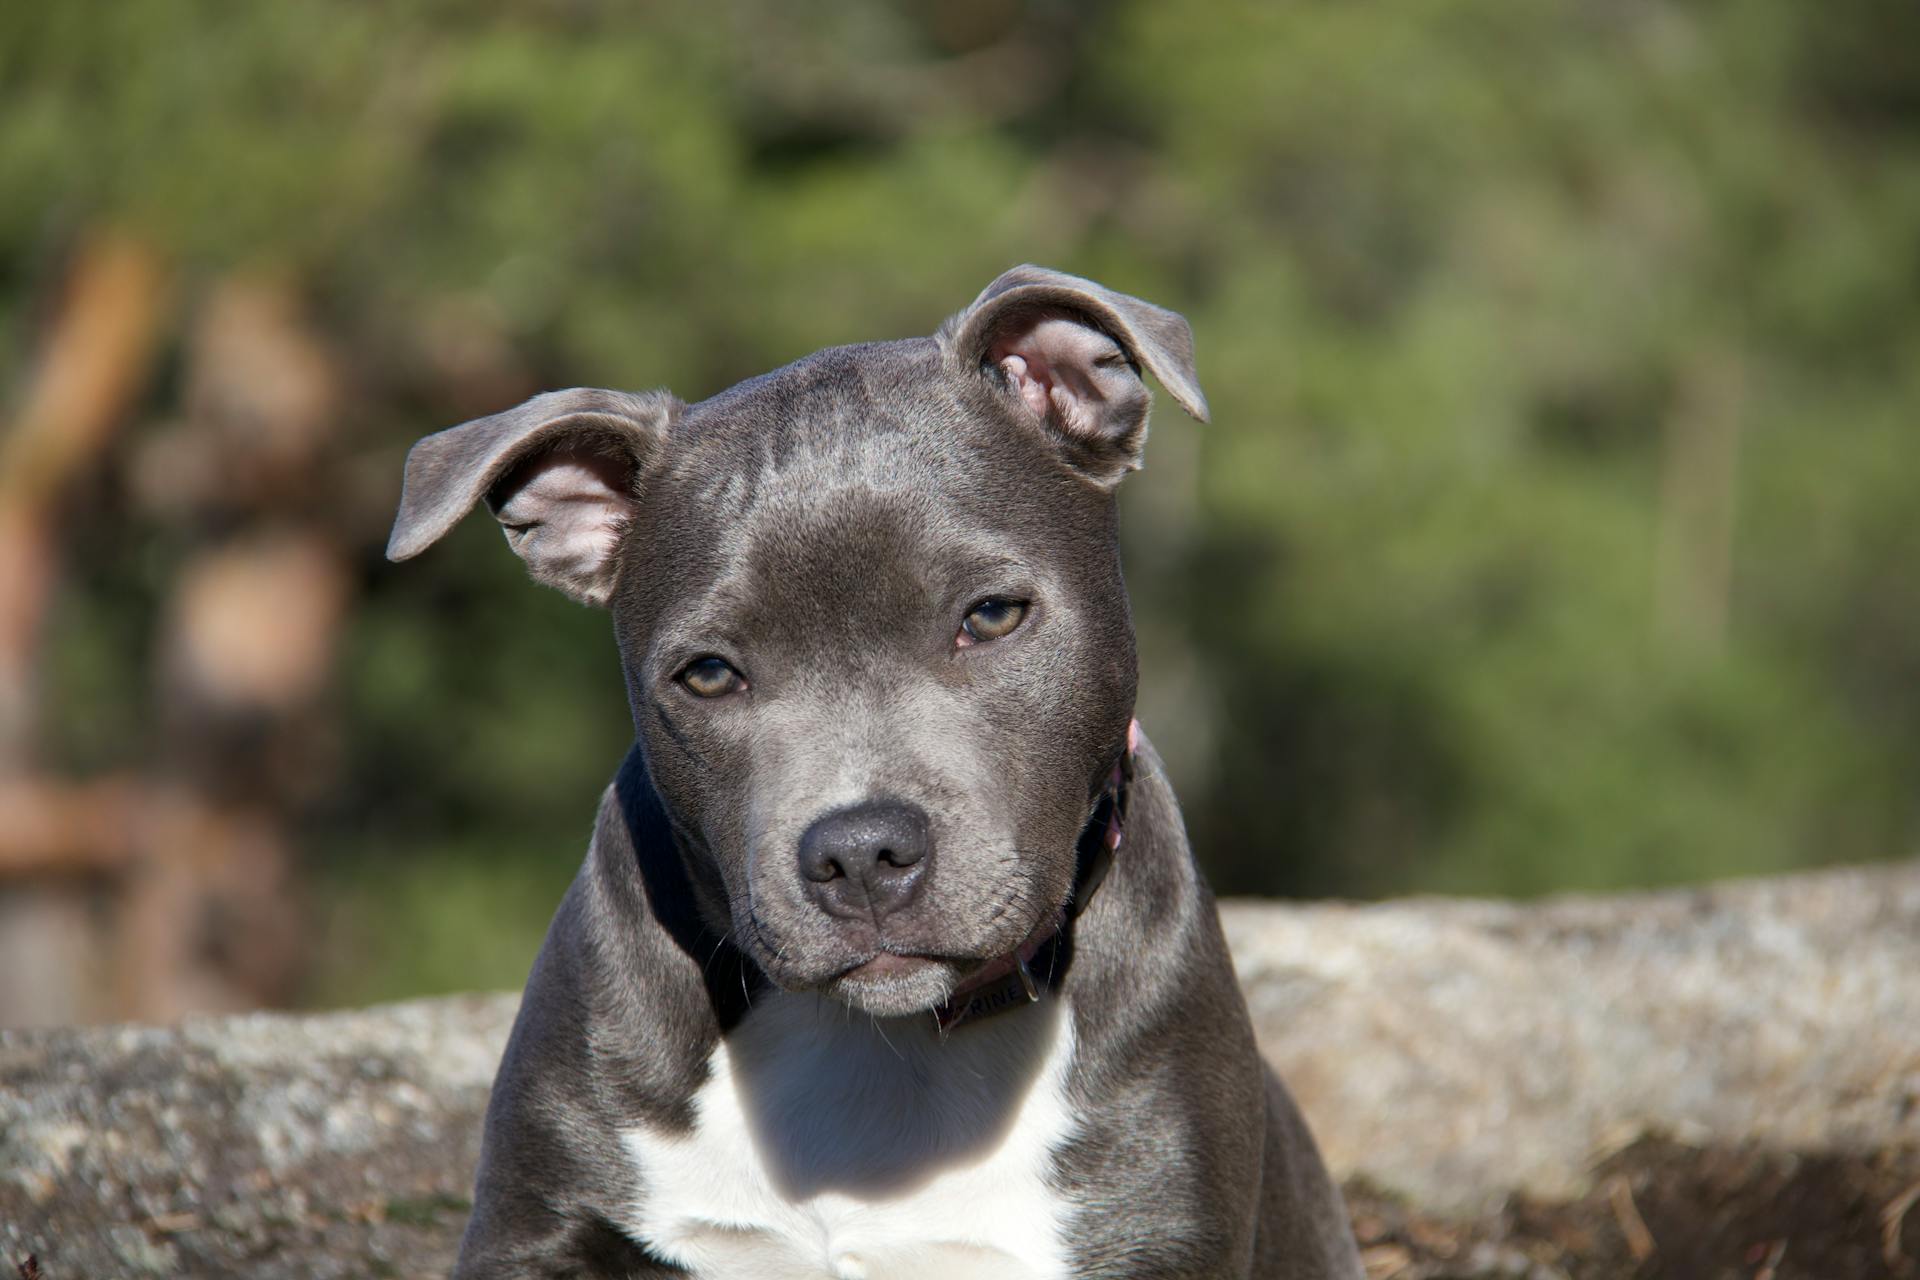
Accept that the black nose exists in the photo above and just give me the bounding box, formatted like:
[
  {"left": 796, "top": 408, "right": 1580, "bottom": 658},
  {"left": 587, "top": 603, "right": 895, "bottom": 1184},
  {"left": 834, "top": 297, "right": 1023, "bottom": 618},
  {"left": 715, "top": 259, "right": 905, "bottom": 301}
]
[{"left": 797, "top": 801, "right": 931, "bottom": 923}]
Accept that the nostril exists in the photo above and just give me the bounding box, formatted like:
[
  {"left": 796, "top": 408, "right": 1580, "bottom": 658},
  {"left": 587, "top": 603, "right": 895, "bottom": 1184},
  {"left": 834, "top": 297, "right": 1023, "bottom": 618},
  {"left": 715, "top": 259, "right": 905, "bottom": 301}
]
[
  {"left": 875, "top": 843, "right": 922, "bottom": 871},
  {"left": 799, "top": 841, "right": 842, "bottom": 884},
  {"left": 801, "top": 852, "right": 845, "bottom": 884}
]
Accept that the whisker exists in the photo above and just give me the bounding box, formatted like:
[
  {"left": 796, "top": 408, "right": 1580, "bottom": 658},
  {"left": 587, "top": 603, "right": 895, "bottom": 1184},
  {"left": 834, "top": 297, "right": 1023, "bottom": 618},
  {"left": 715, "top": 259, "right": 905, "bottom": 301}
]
[
  {"left": 703, "top": 930, "right": 731, "bottom": 975},
  {"left": 870, "top": 1011, "right": 906, "bottom": 1063}
]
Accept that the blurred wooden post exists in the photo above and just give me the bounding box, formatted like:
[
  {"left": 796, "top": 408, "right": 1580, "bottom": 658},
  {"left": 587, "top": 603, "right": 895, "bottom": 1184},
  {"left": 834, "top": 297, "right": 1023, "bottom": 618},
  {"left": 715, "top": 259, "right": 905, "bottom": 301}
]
[
  {"left": 0, "top": 232, "right": 165, "bottom": 765},
  {"left": 0, "top": 234, "right": 165, "bottom": 1025}
]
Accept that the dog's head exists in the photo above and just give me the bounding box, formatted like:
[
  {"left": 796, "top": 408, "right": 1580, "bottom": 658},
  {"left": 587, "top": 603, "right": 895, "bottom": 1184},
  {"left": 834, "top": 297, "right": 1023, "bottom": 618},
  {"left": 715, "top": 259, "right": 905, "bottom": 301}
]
[{"left": 388, "top": 266, "right": 1207, "bottom": 1016}]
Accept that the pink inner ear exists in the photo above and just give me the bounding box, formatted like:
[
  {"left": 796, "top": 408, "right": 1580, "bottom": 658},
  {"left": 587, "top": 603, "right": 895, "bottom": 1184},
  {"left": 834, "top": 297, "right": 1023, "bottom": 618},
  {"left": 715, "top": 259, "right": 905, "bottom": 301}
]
[
  {"left": 505, "top": 456, "right": 627, "bottom": 543},
  {"left": 995, "top": 352, "right": 1055, "bottom": 419},
  {"left": 490, "top": 444, "right": 637, "bottom": 605},
  {"left": 988, "top": 315, "right": 1135, "bottom": 442}
]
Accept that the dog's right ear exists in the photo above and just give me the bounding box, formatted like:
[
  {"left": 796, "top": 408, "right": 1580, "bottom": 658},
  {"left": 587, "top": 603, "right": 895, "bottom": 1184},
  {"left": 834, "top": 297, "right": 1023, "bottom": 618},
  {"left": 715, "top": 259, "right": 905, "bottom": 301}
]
[{"left": 386, "top": 387, "right": 679, "bottom": 607}]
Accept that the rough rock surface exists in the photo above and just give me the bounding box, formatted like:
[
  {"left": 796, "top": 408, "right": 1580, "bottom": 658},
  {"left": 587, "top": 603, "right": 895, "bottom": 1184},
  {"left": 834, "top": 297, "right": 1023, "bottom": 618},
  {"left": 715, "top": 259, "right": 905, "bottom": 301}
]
[
  {"left": 4, "top": 864, "right": 1918, "bottom": 1279},
  {"left": 1, "top": 996, "right": 512, "bottom": 1278},
  {"left": 1222, "top": 862, "right": 1920, "bottom": 1213}
]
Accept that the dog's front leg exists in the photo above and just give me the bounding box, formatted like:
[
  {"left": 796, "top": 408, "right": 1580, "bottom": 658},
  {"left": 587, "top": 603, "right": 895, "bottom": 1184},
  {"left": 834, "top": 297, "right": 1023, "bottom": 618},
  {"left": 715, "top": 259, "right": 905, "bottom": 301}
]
[{"left": 453, "top": 886, "right": 691, "bottom": 1280}]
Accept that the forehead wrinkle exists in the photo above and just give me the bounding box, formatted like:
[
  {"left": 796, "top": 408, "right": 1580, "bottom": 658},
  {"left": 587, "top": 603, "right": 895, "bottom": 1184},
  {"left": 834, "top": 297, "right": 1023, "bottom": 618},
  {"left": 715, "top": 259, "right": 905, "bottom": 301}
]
[
  {"left": 681, "top": 426, "right": 940, "bottom": 528},
  {"left": 642, "top": 465, "right": 931, "bottom": 668},
  {"left": 668, "top": 484, "right": 1030, "bottom": 660},
  {"left": 750, "top": 482, "right": 934, "bottom": 610},
  {"left": 667, "top": 338, "right": 975, "bottom": 526},
  {"left": 674, "top": 339, "right": 915, "bottom": 473}
]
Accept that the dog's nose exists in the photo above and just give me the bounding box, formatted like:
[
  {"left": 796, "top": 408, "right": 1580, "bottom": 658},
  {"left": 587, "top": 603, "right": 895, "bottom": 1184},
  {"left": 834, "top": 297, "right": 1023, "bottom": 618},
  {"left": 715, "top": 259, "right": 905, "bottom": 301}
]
[{"left": 797, "top": 801, "right": 931, "bottom": 923}]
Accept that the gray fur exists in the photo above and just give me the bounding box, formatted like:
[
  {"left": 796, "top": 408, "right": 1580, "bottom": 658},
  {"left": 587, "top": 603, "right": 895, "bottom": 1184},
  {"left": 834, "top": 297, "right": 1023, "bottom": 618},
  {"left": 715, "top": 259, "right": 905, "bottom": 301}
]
[{"left": 389, "top": 266, "right": 1362, "bottom": 1278}]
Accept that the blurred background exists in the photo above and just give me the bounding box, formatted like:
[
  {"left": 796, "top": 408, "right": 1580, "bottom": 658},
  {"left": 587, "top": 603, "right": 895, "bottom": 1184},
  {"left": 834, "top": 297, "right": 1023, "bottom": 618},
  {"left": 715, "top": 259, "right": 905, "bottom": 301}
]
[{"left": 2, "top": 0, "right": 1916, "bottom": 1027}]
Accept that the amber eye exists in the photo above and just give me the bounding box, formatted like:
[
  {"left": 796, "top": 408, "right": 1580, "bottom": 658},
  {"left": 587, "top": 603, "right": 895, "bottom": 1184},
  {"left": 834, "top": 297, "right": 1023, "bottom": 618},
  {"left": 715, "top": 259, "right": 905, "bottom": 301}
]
[
  {"left": 679, "top": 657, "right": 745, "bottom": 698},
  {"left": 959, "top": 598, "right": 1029, "bottom": 646}
]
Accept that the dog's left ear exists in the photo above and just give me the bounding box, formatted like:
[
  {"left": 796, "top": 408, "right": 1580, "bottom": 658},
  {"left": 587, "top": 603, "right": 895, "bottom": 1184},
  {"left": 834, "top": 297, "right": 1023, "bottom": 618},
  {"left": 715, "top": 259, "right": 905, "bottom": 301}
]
[
  {"left": 942, "top": 265, "right": 1209, "bottom": 486},
  {"left": 386, "top": 387, "right": 679, "bottom": 607}
]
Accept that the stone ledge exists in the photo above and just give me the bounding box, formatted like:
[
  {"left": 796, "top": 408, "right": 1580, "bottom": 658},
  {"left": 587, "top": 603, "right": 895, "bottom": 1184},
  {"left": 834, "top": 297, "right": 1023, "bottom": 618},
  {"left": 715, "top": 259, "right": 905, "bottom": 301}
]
[
  {"left": 4, "top": 863, "right": 1917, "bottom": 1278},
  {"left": 1223, "top": 861, "right": 1920, "bottom": 1214}
]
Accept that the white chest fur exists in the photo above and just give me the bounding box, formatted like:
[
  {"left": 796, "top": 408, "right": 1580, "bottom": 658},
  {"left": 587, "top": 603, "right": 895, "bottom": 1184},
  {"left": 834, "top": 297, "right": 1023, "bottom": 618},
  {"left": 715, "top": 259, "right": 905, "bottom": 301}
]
[{"left": 621, "top": 990, "right": 1079, "bottom": 1280}]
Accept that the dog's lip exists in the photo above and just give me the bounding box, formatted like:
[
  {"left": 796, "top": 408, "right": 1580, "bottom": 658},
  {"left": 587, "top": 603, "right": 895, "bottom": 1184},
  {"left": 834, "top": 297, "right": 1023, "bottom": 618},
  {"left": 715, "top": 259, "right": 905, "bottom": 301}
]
[
  {"left": 822, "top": 936, "right": 1050, "bottom": 990},
  {"left": 825, "top": 948, "right": 985, "bottom": 987},
  {"left": 849, "top": 930, "right": 1051, "bottom": 979},
  {"left": 840, "top": 953, "right": 940, "bottom": 983},
  {"left": 891, "top": 911, "right": 1065, "bottom": 981}
]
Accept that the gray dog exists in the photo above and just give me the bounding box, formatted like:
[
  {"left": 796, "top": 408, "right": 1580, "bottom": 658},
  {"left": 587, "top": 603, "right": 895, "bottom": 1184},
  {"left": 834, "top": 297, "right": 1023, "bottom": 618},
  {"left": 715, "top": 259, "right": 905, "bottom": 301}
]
[{"left": 388, "top": 266, "right": 1362, "bottom": 1279}]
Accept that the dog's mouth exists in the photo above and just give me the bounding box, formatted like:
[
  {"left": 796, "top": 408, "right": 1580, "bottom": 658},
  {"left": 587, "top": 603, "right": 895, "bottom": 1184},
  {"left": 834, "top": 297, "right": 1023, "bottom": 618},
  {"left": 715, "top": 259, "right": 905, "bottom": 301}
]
[
  {"left": 818, "top": 906, "right": 1067, "bottom": 1020},
  {"left": 734, "top": 898, "right": 1021, "bottom": 1017},
  {"left": 823, "top": 950, "right": 964, "bottom": 1018},
  {"left": 840, "top": 952, "right": 942, "bottom": 983}
]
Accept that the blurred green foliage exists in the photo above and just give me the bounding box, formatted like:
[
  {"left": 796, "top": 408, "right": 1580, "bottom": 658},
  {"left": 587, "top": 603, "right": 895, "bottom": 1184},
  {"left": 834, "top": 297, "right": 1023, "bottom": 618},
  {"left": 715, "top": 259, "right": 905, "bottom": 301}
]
[{"left": 4, "top": 0, "right": 1916, "bottom": 1003}]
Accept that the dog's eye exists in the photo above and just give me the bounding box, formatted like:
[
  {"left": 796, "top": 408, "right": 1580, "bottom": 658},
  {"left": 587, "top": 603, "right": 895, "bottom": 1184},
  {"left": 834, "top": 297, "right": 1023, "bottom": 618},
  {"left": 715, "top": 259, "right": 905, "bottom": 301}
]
[
  {"left": 959, "top": 598, "right": 1028, "bottom": 646},
  {"left": 679, "top": 657, "right": 745, "bottom": 698}
]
